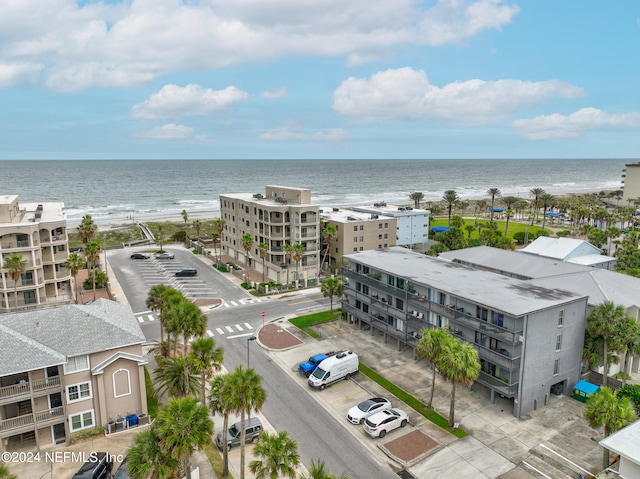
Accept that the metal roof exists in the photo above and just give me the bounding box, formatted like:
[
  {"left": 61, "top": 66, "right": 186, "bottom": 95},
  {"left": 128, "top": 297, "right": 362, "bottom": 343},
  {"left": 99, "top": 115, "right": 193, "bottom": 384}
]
[
  {"left": 345, "top": 247, "right": 586, "bottom": 316},
  {"left": 600, "top": 419, "right": 640, "bottom": 466}
]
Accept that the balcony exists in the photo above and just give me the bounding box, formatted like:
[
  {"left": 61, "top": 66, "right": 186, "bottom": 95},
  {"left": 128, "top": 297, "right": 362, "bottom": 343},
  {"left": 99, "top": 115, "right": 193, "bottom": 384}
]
[
  {"left": 477, "top": 346, "right": 521, "bottom": 371},
  {"left": 0, "top": 407, "right": 64, "bottom": 435},
  {"left": 476, "top": 371, "right": 519, "bottom": 397},
  {"left": 0, "top": 377, "right": 62, "bottom": 406}
]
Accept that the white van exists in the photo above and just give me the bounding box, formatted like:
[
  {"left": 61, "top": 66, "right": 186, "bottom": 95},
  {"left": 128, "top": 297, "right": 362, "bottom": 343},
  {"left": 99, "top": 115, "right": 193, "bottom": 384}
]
[{"left": 308, "top": 351, "right": 358, "bottom": 390}]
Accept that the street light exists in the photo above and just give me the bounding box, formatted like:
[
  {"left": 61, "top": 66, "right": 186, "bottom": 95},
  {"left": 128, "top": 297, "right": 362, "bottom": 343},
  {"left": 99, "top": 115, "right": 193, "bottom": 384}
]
[{"left": 246, "top": 335, "right": 257, "bottom": 368}]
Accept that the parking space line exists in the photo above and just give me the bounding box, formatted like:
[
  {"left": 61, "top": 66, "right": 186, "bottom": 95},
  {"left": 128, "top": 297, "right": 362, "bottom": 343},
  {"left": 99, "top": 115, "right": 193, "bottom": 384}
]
[
  {"left": 235, "top": 324, "right": 244, "bottom": 331},
  {"left": 225, "top": 326, "right": 234, "bottom": 333},
  {"left": 206, "top": 330, "right": 214, "bottom": 337},
  {"left": 244, "top": 323, "right": 253, "bottom": 329},
  {"left": 216, "top": 328, "right": 224, "bottom": 335}
]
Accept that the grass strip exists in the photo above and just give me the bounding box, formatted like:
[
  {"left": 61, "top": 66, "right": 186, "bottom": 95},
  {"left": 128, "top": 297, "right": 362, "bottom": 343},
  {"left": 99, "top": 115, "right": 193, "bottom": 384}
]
[
  {"left": 359, "top": 362, "right": 467, "bottom": 438},
  {"left": 289, "top": 310, "right": 342, "bottom": 339},
  {"left": 202, "top": 441, "right": 226, "bottom": 477}
]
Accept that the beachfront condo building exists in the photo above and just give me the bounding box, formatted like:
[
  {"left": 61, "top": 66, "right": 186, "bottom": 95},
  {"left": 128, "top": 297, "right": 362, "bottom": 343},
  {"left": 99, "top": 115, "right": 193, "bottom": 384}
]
[
  {"left": 622, "top": 162, "right": 640, "bottom": 203},
  {"left": 0, "top": 300, "right": 148, "bottom": 452},
  {"left": 219, "top": 186, "right": 320, "bottom": 286},
  {"left": 350, "top": 203, "right": 430, "bottom": 250},
  {"left": 0, "top": 195, "right": 72, "bottom": 313},
  {"left": 341, "top": 247, "right": 589, "bottom": 419},
  {"left": 320, "top": 208, "right": 397, "bottom": 272}
]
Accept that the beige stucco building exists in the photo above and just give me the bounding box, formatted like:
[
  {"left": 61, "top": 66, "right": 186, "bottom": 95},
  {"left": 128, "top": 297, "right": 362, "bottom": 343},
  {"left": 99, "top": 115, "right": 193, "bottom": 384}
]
[
  {"left": 622, "top": 162, "right": 640, "bottom": 202},
  {"left": 219, "top": 186, "right": 320, "bottom": 286},
  {"left": 0, "top": 300, "right": 148, "bottom": 452},
  {"left": 320, "top": 208, "right": 397, "bottom": 270},
  {"left": 0, "top": 195, "right": 72, "bottom": 313}
]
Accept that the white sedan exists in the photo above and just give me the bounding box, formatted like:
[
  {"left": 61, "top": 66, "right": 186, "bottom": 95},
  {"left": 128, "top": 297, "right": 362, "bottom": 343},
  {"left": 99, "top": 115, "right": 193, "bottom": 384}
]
[
  {"left": 363, "top": 408, "right": 409, "bottom": 438},
  {"left": 346, "top": 397, "right": 391, "bottom": 424}
]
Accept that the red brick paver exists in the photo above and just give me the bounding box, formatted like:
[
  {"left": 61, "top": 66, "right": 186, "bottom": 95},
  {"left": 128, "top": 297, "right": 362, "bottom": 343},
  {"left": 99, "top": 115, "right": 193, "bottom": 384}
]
[
  {"left": 258, "top": 323, "right": 303, "bottom": 350},
  {"left": 381, "top": 429, "right": 441, "bottom": 467}
]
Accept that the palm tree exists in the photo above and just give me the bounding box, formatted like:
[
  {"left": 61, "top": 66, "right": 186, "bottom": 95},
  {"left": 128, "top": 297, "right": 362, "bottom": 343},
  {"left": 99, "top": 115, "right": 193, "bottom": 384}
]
[
  {"left": 229, "top": 366, "right": 267, "bottom": 479},
  {"left": 155, "top": 396, "right": 213, "bottom": 479},
  {"left": 617, "top": 317, "right": 640, "bottom": 386},
  {"left": 416, "top": 329, "right": 452, "bottom": 409},
  {"left": 209, "top": 374, "right": 235, "bottom": 477},
  {"left": 5, "top": 253, "right": 27, "bottom": 310},
  {"left": 501, "top": 196, "right": 519, "bottom": 236},
  {"left": 283, "top": 243, "right": 293, "bottom": 288},
  {"left": 154, "top": 355, "right": 201, "bottom": 398},
  {"left": 586, "top": 302, "right": 628, "bottom": 387},
  {"left": 409, "top": 191, "right": 425, "bottom": 209},
  {"left": 292, "top": 243, "right": 305, "bottom": 285},
  {"left": 157, "top": 225, "right": 164, "bottom": 251},
  {"left": 83, "top": 240, "right": 101, "bottom": 301},
  {"left": 181, "top": 209, "right": 189, "bottom": 226},
  {"left": 146, "top": 285, "right": 182, "bottom": 344},
  {"left": 241, "top": 233, "right": 254, "bottom": 267},
  {"left": 213, "top": 218, "right": 226, "bottom": 266},
  {"left": 487, "top": 188, "right": 501, "bottom": 221},
  {"left": 249, "top": 431, "right": 301, "bottom": 479},
  {"left": 173, "top": 300, "right": 208, "bottom": 356},
  {"left": 320, "top": 276, "right": 343, "bottom": 312},
  {"left": 442, "top": 190, "right": 459, "bottom": 226},
  {"left": 0, "top": 463, "right": 17, "bottom": 479},
  {"left": 193, "top": 219, "right": 202, "bottom": 242},
  {"left": 127, "top": 428, "right": 180, "bottom": 479},
  {"left": 438, "top": 339, "right": 480, "bottom": 427},
  {"left": 529, "top": 188, "right": 546, "bottom": 226},
  {"left": 540, "top": 193, "right": 556, "bottom": 230},
  {"left": 189, "top": 337, "right": 224, "bottom": 405},
  {"left": 77, "top": 214, "right": 97, "bottom": 244},
  {"left": 321, "top": 224, "right": 337, "bottom": 272},
  {"left": 64, "top": 253, "right": 84, "bottom": 303},
  {"left": 299, "top": 459, "right": 351, "bottom": 479},
  {"left": 584, "top": 387, "right": 636, "bottom": 470},
  {"left": 211, "top": 231, "right": 221, "bottom": 265},
  {"left": 259, "top": 242, "right": 269, "bottom": 283}
]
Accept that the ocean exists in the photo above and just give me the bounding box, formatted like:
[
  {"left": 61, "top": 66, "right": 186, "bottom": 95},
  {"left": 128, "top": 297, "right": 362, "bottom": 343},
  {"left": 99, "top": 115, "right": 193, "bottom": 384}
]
[{"left": 0, "top": 159, "right": 629, "bottom": 225}]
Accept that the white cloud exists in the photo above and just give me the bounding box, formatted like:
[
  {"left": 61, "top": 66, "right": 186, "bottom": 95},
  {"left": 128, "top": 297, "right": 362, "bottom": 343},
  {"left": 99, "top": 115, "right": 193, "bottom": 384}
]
[
  {"left": 332, "top": 67, "right": 585, "bottom": 125},
  {"left": 130, "top": 84, "right": 248, "bottom": 120},
  {"left": 132, "top": 123, "right": 209, "bottom": 141},
  {"left": 0, "top": 0, "right": 519, "bottom": 90},
  {"left": 260, "top": 123, "right": 347, "bottom": 141},
  {"left": 512, "top": 108, "right": 640, "bottom": 140},
  {"left": 0, "top": 62, "right": 42, "bottom": 88},
  {"left": 260, "top": 87, "right": 287, "bottom": 100}
]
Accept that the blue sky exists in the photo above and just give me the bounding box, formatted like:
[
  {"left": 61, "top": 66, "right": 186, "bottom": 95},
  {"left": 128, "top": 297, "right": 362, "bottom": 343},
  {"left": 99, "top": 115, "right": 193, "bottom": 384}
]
[{"left": 1, "top": 1, "right": 640, "bottom": 160}]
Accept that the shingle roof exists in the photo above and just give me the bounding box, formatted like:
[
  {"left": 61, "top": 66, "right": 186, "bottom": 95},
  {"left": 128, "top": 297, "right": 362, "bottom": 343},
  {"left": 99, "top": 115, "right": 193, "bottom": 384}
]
[{"left": 0, "top": 300, "right": 145, "bottom": 377}]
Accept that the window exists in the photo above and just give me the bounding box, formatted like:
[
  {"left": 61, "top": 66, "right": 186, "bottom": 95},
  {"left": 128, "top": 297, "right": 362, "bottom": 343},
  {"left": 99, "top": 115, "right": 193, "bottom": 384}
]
[
  {"left": 362, "top": 285, "right": 369, "bottom": 295},
  {"left": 64, "top": 355, "right": 89, "bottom": 374},
  {"left": 359, "top": 225, "right": 364, "bottom": 231},
  {"left": 359, "top": 236, "right": 364, "bottom": 242},
  {"left": 359, "top": 247, "right": 363, "bottom": 251},
  {"left": 553, "top": 359, "right": 560, "bottom": 375},
  {"left": 384, "top": 233, "right": 388, "bottom": 239},
  {"left": 558, "top": 309, "right": 564, "bottom": 327},
  {"left": 378, "top": 234, "right": 382, "bottom": 240},
  {"left": 395, "top": 298, "right": 404, "bottom": 310},
  {"left": 24, "top": 291, "right": 36, "bottom": 304},
  {"left": 353, "top": 226, "right": 358, "bottom": 232},
  {"left": 353, "top": 248, "right": 358, "bottom": 252},
  {"left": 384, "top": 222, "right": 388, "bottom": 228},
  {"left": 388, "top": 275, "right": 395, "bottom": 286},
  {"left": 353, "top": 236, "right": 358, "bottom": 243},
  {"left": 67, "top": 382, "right": 92, "bottom": 403},
  {"left": 69, "top": 410, "right": 94, "bottom": 432},
  {"left": 396, "top": 278, "right": 405, "bottom": 289},
  {"left": 556, "top": 334, "right": 562, "bottom": 351},
  {"left": 378, "top": 224, "right": 382, "bottom": 229}
]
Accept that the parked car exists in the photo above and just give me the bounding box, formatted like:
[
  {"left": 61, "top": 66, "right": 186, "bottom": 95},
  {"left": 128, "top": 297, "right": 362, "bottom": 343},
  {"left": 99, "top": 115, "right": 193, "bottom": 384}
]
[
  {"left": 363, "top": 408, "right": 409, "bottom": 438},
  {"left": 175, "top": 268, "right": 197, "bottom": 277},
  {"left": 72, "top": 452, "right": 113, "bottom": 479},
  {"left": 298, "top": 351, "right": 335, "bottom": 377},
  {"left": 130, "top": 253, "right": 151, "bottom": 259},
  {"left": 113, "top": 456, "right": 131, "bottom": 479},
  {"left": 215, "top": 417, "right": 263, "bottom": 450},
  {"left": 154, "top": 252, "right": 175, "bottom": 259},
  {"left": 347, "top": 397, "right": 391, "bottom": 424}
]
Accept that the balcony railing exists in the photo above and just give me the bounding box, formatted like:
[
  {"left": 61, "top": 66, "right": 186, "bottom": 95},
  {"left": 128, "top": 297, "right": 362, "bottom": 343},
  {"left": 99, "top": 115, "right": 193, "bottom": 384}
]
[
  {"left": 0, "top": 376, "right": 62, "bottom": 403},
  {"left": 0, "top": 407, "right": 64, "bottom": 433}
]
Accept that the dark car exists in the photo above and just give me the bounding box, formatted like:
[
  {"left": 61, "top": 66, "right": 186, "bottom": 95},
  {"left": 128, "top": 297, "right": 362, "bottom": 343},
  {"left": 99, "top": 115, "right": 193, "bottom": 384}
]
[
  {"left": 130, "top": 253, "right": 151, "bottom": 259},
  {"left": 113, "top": 456, "right": 131, "bottom": 479},
  {"left": 175, "top": 268, "right": 197, "bottom": 277},
  {"left": 72, "top": 452, "right": 113, "bottom": 479}
]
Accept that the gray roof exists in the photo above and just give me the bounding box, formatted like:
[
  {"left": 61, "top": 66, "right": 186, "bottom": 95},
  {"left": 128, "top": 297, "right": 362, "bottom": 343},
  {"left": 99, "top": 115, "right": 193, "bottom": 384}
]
[
  {"left": 0, "top": 300, "right": 146, "bottom": 377},
  {"left": 531, "top": 269, "right": 640, "bottom": 309},
  {"left": 520, "top": 237, "right": 601, "bottom": 259},
  {"left": 438, "top": 246, "right": 592, "bottom": 279},
  {"left": 345, "top": 248, "right": 587, "bottom": 316},
  {"left": 599, "top": 419, "right": 640, "bottom": 465}
]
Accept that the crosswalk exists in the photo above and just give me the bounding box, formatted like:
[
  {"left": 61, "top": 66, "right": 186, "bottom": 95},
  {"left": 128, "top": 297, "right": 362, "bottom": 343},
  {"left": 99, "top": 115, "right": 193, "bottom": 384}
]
[{"left": 222, "top": 297, "right": 270, "bottom": 308}]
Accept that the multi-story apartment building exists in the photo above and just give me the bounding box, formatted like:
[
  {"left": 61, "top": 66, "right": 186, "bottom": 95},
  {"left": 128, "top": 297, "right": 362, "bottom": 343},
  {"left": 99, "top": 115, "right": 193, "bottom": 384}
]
[
  {"left": 622, "top": 162, "right": 640, "bottom": 202},
  {"left": 342, "top": 247, "right": 589, "bottom": 418},
  {"left": 219, "top": 186, "right": 320, "bottom": 286},
  {"left": 319, "top": 208, "right": 397, "bottom": 271},
  {"left": 0, "top": 300, "right": 148, "bottom": 452},
  {"left": 0, "top": 195, "right": 72, "bottom": 313},
  {"left": 351, "top": 203, "right": 430, "bottom": 250}
]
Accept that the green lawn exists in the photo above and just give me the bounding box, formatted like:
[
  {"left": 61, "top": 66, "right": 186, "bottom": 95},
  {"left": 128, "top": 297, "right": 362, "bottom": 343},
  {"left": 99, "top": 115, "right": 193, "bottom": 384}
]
[
  {"left": 289, "top": 310, "right": 342, "bottom": 338},
  {"left": 430, "top": 217, "right": 546, "bottom": 240}
]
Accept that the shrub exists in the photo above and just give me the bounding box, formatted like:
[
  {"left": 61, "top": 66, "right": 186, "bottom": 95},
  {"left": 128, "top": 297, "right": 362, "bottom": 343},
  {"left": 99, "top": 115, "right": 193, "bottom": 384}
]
[
  {"left": 173, "top": 230, "right": 187, "bottom": 242},
  {"left": 216, "top": 266, "right": 229, "bottom": 272},
  {"left": 556, "top": 230, "right": 571, "bottom": 237},
  {"left": 83, "top": 270, "right": 109, "bottom": 289},
  {"left": 536, "top": 229, "right": 551, "bottom": 237},
  {"left": 513, "top": 231, "right": 526, "bottom": 245},
  {"left": 70, "top": 426, "right": 104, "bottom": 444},
  {"left": 240, "top": 282, "right": 252, "bottom": 290},
  {"left": 617, "top": 384, "right": 640, "bottom": 408}
]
